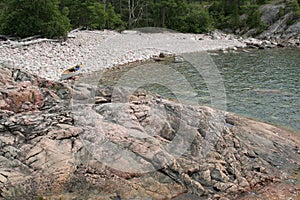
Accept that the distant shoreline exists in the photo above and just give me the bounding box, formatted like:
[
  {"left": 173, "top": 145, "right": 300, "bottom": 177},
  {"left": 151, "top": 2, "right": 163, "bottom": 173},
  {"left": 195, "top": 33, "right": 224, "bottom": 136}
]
[{"left": 0, "top": 30, "right": 246, "bottom": 81}]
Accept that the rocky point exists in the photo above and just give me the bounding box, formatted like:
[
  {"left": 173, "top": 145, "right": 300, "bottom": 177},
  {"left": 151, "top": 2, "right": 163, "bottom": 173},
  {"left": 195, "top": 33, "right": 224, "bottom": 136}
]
[{"left": 0, "top": 65, "right": 299, "bottom": 199}]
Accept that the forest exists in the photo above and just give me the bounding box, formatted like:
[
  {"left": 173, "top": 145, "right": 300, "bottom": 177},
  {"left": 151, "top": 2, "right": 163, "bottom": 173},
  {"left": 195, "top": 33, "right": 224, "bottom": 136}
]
[{"left": 0, "top": 0, "right": 299, "bottom": 38}]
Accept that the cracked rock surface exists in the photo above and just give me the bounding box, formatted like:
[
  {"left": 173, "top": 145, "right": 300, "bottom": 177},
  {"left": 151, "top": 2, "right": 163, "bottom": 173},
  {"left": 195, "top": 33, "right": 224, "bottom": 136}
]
[{"left": 0, "top": 65, "right": 299, "bottom": 199}]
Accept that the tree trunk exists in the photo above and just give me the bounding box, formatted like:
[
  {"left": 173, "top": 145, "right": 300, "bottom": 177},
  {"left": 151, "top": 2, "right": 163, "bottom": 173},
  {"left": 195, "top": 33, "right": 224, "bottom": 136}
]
[
  {"left": 128, "top": 0, "right": 132, "bottom": 29},
  {"left": 161, "top": 7, "right": 166, "bottom": 27}
]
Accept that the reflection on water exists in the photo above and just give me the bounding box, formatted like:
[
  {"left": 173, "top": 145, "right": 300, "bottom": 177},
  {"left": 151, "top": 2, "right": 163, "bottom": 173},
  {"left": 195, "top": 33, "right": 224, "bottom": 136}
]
[{"left": 99, "top": 48, "right": 300, "bottom": 133}]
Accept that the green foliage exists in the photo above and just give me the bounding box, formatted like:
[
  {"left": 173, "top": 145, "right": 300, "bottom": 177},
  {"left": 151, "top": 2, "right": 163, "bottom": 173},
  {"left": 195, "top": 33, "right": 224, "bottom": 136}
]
[
  {"left": 247, "top": 9, "right": 267, "bottom": 33},
  {"left": 178, "top": 3, "right": 213, "bottom": 33},
  {"left": 209, "top": 0, "right": 241, "bottom": 30},
  {"left": 165, "top": 0, "right": 189, "bottom": 29},
  {"left": 256, "top": 0, "right": 268, "bottom": 5},
  {"left": 0, "top": 0, "right": 299, "bottom": 38},
  {"left": 209, "top": 0, "right": 269, "bottom": 34},
  {"left": 0, "top": 0, "right": 71, "bottom": 38},
  {"left": 85, "top": 1, "right": 107, "bottom": 29},
  {"left": 145, "top": 0, "right": 212, "bottom": 33},
  {"left": 150, "top": 0, "right": 180, "bottom": 27},
  {"left": 209, "top": 1, "right": 225, "bottom": 28},
  {"left": 285, "top": 0, "right": 300, "bottom": 13},
  {"left": 285, "top": 0, "right": 300, "bottom": 25},
  {"left": 106, "top": 3, "right": 123, "bottom": 29},
  {"left": 64, "top": 0, "right": 106, "bottom": 29},
  {"left": 229, "top": 2, "right": 241, "bottom": 30},
  {"left": 0, "top": 2, "right": 5, "bottom": 31},
  {"left": 279, "top": 7, "right": 285, "bottom": 17},
  {"left": 61, "top": 0, "right": 122, "bottom": 30}
]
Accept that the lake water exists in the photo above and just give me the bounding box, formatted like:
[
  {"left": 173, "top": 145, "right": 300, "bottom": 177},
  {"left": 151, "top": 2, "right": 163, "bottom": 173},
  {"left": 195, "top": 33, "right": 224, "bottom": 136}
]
[
  {"left": 99, "top": 48, "right": 300, "bottom": 133},
  {"left": 212, "top": 48, "right": 300, "bottom": 133}
]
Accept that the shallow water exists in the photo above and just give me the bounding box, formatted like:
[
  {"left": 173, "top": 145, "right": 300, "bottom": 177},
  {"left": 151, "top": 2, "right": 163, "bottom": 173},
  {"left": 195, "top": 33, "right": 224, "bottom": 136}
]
[
  {"left": 212, "top": 48, "right": 300, "bottom": 133},
  {"left": 99, "top": 48, "right": 300, "bottom": 133}
]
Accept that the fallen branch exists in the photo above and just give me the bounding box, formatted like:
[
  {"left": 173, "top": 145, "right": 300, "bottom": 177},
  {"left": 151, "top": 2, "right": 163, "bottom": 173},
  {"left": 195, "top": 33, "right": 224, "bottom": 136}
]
[
  {"left": 0, "top": 35, "right": 18, "bottom": 41},
  {"left": 10, "top": 38, "right": 60, "bottom": 48},
  {"left": 18, "top": 35, "right": 42, "bottom": 42}
]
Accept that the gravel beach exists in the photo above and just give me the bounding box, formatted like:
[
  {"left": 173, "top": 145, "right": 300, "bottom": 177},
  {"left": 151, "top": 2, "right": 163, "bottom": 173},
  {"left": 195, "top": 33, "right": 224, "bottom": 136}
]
[{"left": 0, "top": 30, "right": 246, "bottom": 81}]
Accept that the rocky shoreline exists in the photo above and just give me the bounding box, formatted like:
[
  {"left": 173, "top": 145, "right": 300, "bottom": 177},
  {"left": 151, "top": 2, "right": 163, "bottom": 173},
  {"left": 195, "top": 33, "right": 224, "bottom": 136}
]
[
  {"left": 0, "top": 29, "right": 300, "bottom": 199},
  {"left": 1, "top": 30, "right": 299, "bottom": 82},
  {"left": 0, "top": 30, "right": 248, "bottom": 81},
  {"left": 0, "top": 64, "right": 300, "bottom": 199}
]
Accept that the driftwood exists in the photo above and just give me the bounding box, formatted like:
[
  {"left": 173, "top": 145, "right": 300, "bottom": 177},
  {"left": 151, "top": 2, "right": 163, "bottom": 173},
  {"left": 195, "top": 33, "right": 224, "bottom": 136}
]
[
  {"left": 0, "top": 35, "right": 18, "bottom": 41},
  {"left": 9, "top": 38, "right": 60, "bottom": 48},
  {"left": 0, "top": 35, "right": 43, "bottom": 43},
  {"left": 0, "top": 34, "right": 60, "bottom": 48},
  {"left": 19, "top": 35, "right": 42, "bottom": 42},
  {"left": 4, "top": 34, "right": 76, "bottom": 47},
  {"left": 0, "top": 35, "right": 10, "bottom": 41},
  {"left": 69, "top": 28, "right": 82, "bottom": 33}
]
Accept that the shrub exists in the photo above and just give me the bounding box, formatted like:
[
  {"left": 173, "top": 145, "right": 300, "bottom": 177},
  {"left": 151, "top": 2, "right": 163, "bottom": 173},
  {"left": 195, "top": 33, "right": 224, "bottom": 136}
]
[
  {"left": 106, "top": 3, "right": 123, "bottom": 29},
  {"left": 0, "top": 0, "right": 71, "bottom": 38},
  {"left": 179, "top": 3, "right": 213, "bottom": 33}
]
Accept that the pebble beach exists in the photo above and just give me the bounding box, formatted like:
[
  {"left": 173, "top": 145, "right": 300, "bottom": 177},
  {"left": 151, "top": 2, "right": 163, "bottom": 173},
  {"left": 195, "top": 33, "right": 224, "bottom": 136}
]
[{"left": 0, "top": 30, "right": 246, "bottom": 81}]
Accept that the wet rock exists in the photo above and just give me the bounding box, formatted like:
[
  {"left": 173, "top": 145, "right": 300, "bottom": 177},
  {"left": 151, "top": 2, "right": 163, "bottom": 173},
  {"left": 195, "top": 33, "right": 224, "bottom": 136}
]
[
  {"left": 277, "top": 43, "right": 285, "bottom": 48},
  {"left": 174, "top": 55, "right": 184, "bottom": 63}
]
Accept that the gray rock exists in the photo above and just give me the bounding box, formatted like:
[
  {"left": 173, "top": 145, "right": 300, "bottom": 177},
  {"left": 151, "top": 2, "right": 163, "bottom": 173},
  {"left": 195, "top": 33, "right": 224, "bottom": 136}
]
[
  {"left": 259, "top": 4, "right": 285, "bottom": 25},
  {"left": 258, "top": 2, "right": 300, "bottom": 42},
  {"left": 286, "top": 22, "right": 300, "bottom": 36},
  {"left": 174, "top": 55, "right": 184, "bottom": 63},
  {"left": 0, "top": 173, "right": 7, "bottom": 183}
]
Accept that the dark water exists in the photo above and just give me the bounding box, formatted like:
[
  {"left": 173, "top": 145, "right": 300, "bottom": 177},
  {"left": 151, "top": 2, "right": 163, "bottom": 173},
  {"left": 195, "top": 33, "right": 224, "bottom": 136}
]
[{"left": 99, "top": 48, "right": 300, "bottom": 133}]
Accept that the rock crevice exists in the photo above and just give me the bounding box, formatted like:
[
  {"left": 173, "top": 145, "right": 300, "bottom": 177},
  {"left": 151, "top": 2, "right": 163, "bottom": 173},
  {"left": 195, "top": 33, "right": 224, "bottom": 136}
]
[{"left": 0, "top": 66, "right": 299, "bottom": 199}]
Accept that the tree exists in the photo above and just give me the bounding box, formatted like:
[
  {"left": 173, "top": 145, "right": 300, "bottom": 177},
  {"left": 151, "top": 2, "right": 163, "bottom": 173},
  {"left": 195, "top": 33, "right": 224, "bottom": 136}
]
[
  {"left": 61, "top": 0, "right": 123, "bottom": 30},
  {"left": 0, "top": 0, "right": 71, "bottom": 38},
  {"left": 63, "top": 0, "right": 107, "bottom": 29},
  {"left": 180, "top": 3, "right": 213, "bottom": 33},
  {"left": 106, "top": 2, "right": 123, "bottom": 29},
  {"left": 126, "top": 0, "right": 149, "bottom": 29},
  {"left": 155, "top": 0, "right": 177, "bottom": 27},
  {"left": 0, "top": 0, "right": 283, "bottom": 37}
]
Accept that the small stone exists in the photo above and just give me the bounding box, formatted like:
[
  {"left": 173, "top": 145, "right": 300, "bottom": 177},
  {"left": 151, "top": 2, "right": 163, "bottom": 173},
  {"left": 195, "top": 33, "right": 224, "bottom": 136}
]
[
  {"left": 95, "top": 96, "right": 108, "bottom": 104},
  {"left": 0, "top": 124, "right": 6, "bottom": 131},
  {"left": 201, "top": 169, "right": 211, "bottom": 184},
  {"left": 0, "top": 174, "right": 7, "bottom": 183},
  {"left": 211, "top": 168, "right": 229, "bottom": 182},
  {"left": 213, "top": 182, "right": 235, "bottom": 191}
]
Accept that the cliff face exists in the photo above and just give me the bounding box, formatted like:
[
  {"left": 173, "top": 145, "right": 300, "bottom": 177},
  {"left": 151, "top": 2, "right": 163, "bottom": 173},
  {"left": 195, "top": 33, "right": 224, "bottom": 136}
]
[
  {"left": 0, "top": 65, "right": 299, "bottom": 199},
  {"left": 258, "top": 1, "right": 300, "bottom": 41},
  {"left": 235, "top": 1, "right": 300, "bottom": 45}
]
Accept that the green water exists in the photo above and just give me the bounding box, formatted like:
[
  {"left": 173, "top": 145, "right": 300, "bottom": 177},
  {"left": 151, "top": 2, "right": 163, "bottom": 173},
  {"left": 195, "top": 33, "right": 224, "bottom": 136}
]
[
  {"left": 212, "top": 48, "right": 300, "bottom": 133},
  {"left": 99, "top": 48, "right": 300, "bottom": 133}
]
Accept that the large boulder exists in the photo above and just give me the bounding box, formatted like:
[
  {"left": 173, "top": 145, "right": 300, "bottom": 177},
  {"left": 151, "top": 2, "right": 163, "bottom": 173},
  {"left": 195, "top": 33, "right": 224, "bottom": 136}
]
[{"left": 0, "top": 65, "right": 299, "bottom": 199}]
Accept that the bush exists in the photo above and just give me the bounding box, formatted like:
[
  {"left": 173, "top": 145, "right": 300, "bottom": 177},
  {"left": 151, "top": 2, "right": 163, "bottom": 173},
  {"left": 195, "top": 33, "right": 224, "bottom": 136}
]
[
  {"left": 178, "top": 3, "right": 213, "bottom": 33},
  {"left": 285, "top": 0, "right": 300, "bottom": 25},
  {"left": 63, "top": 0, "right": 122, "bottom": 30},
  {"left": 106, "top": 3, "right": 123, "bottom": 29},
  {"left": 0, "top": 0, "right": 71, "bottom": 38}
]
